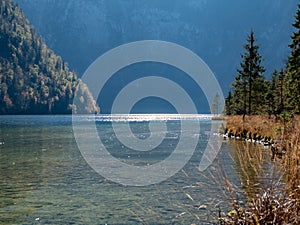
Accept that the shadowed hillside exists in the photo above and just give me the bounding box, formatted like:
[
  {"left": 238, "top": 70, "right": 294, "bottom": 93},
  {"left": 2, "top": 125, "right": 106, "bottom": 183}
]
[{"left": 0, "top": 0, "right": 99, "bottom": 114}]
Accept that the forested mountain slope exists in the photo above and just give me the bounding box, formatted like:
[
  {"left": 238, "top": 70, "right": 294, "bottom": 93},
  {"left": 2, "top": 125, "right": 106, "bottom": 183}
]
[{"left": 0, "top": 0, "right": 99, "bottom": 114}]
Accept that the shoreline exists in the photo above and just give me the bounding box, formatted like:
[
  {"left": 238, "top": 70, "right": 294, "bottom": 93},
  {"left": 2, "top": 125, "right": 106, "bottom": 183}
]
[{"left": 222, "top": 115, "right": 299, "bottom": 188}]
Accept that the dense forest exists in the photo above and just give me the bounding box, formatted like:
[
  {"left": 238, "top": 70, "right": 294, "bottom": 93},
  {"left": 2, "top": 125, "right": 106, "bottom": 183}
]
[
  {"left": 0, "top": 0, "right": 99, "bottom": 114},
  {"left": 225, "top": 3, "right": 300, "bottom": 116}
]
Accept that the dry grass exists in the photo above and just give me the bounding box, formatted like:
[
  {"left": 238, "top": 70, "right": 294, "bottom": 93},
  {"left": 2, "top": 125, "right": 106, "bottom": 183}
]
[
  {"left": 284, "top": 116, "right": 300, "bottom": 191},
  {"left": 219, "top": 186, "right": 300, "bottom": 224},
  {"left": 225, "top": 115, "right": 300, "bottom": 189},
  {"left": 224, "top": 115, "right": 283, "bottom": 141},
  {"left": 219, "top": 115, "right": 300, "bottom": 224}
]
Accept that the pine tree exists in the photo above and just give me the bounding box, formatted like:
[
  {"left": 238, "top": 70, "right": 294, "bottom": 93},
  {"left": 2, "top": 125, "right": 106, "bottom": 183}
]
[
  {"left": 265, "top": 78, "right": 274, "bottom": 117},
  {"left": 224, "top": 91, "right": 234, "bottom": 115},
  {"left": 285, "top": 4, "right": 300, "bottom": 114},
  {"left": 271, "top": 69, "right": 285, "bottom": 115},
  {"left": 210, "top": 92, "right": 221, "bottom": 115},
  {"left": 231, "top": 74, "right": 246, "bottom": 115},
  {"left": 227, "top": 31, "right": 266, "bottom": 116}
]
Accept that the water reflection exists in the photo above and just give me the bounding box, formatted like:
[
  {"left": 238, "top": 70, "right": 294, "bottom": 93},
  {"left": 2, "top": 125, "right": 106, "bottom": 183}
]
[{"left": 227, "top": 140, "right": 282, "bottom": 201}]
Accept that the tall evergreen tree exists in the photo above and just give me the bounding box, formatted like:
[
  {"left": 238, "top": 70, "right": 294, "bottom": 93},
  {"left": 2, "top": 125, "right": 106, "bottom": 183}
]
[
  {"left": 226, "top": 31, "right": 266, "bottom": 116},
  {"left": 265, "top": 78, "right": 275, "bottom": 117},
  {"left": 210, "top": 92, "right": 221, "bottom": 115},
  {"left": 265, "top": 69, "right": 285, "bottom": 117},
  {"left": 224, "top": 91, "right": 234, "bottom": 115},
  {"left": 285, "top": 3, "right": 300, "bottom": 114},
  {"left": 271, "top": 69, "right": 285, "bottom": 115},
  {"left": 230, "top": 74, "right": 246, "bottom": 115}
]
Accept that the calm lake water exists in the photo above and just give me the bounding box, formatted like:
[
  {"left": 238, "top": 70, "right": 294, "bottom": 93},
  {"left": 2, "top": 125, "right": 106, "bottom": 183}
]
[{"left": 0, "top": 115, "right": 271, "bottom": 224}]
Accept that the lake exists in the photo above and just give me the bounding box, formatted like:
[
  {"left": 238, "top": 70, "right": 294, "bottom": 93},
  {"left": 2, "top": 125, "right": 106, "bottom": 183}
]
[{"left": 0, "top": 115, "right": 269, "bottom": 224}]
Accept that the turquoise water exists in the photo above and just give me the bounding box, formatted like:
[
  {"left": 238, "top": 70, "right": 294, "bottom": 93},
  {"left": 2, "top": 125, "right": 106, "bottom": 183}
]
[{"left": 0, "top": 115, "right": 244, "bottom": 224}]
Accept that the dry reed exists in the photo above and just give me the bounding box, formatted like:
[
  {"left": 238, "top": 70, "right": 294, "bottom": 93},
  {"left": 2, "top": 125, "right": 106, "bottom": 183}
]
[{"left": 218, "top": 115, "right": 300, "bottom": 224}]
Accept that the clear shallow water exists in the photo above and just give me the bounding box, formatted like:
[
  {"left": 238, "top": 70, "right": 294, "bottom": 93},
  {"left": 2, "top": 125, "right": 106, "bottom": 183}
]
[{"left": 0, "top": 115, "right": 263, "bottom": 224}]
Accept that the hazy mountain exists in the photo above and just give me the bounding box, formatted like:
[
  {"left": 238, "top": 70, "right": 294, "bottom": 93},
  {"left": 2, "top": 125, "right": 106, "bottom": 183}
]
[
  {"left": 0, "top": 0, "right": 99, "bottom": 114},
  {"left": 13, "top": 0, "right": 298, "bottom": 113}
]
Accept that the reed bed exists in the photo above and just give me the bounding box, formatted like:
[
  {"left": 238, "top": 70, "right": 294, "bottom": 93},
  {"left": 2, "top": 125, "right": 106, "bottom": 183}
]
[
  {"left": 218, "top": 115, "right": 300, "bottom": 224},
  {"left": 224, "top": 115, "right": 282, "bottom": 141},
  {"left": 284, "top": 116, "right": 300, "bottom": 196}
]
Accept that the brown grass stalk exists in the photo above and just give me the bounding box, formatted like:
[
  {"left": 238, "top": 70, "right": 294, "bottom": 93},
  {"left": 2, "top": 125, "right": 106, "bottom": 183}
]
[{"left": 218, "top": 115, "right": 300, "bottom": 224}]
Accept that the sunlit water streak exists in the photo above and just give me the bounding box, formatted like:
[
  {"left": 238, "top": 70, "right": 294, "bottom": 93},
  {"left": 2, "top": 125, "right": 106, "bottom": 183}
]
[{"left": 74, "top": 113, "right": 214, "bottom": 122}]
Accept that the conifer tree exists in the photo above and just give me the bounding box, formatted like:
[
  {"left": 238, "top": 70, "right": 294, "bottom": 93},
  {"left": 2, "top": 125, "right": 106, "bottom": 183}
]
[
  {"left": 226, "top": 31, "right": 266, "bottom": 116},
  {"left": 285, "top": 3, "right": 300, "bottom": 114},
  {"left": 231, "top": 74, "right": 246, "bottom": 115},
  {"left": 265, "top": 78, "right": 275, "bottom": 117},
  {"left": 210, "top": 92, "right": 221, "bottom": 115},
  {"left": 224, "top": 91, "right": 233, "bottom": 115},
  {"left": 272, "top": 69, "right": 285, "bottom": 115}
]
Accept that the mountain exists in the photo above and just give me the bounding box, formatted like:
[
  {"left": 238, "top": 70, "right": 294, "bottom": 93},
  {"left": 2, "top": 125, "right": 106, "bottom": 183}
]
[
  {"left": 13, "top": 0, "right": 298, "bottom": 113},
  {"left": 0, "top": 0, "right": 99, "bottom": 114}
]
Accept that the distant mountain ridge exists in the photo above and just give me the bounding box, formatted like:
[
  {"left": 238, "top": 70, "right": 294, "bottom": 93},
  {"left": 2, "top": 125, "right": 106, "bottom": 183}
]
[
  {"left": 12, "top": 0, "right": 298, "bottom": 113},
  {"left": 13, "top": 0, "right": 297, "bottom": 77},
  {"left": 0, "top": 0, "right": 99, "bottom": 114}
]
